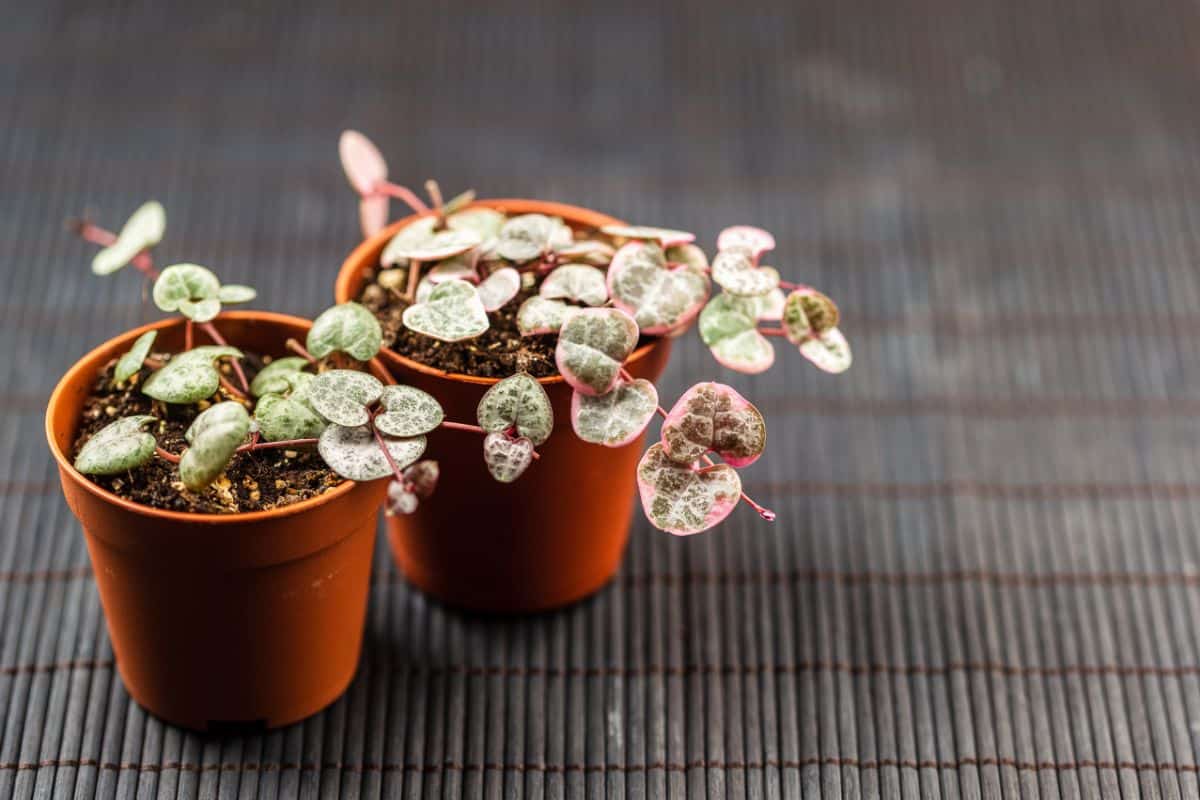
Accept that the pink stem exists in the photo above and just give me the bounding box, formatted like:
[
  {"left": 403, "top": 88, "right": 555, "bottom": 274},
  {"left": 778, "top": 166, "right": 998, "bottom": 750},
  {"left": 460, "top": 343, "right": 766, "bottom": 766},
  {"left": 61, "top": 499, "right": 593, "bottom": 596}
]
[
  {"left": 198, "top": 320, "right": 250, "bottom": 394},
  {"left": 778, "top": 280, "right": 806, "bottom": 291},
  {"left": 218, "top": 375, "right": 249, "bottom": 400},
  {"left": 758, "top": 326, "right": 788, "bottom": 337},
  {"left": 155, "top": 446, "right": 180, "bottom": 464},
  {"left": 184, "top": 319, "right": 193, "bottom": 350},
  {"left": 405, "top": 259, "right": 421, "bottom": 300},
  {"left": 368, "top": 409, "right": 408, "bottom": 482},
  {"left": 440, "top": 420, "right": 541, "bottom": 459},
  {"left": 424, "top": 179, "right": 445, "bottom": 227},
  {"left": 285, "top": 338, "right": 320, "bottom": 366},
  {"left": 237, "top": 437, "right": 318, "bottom": 453},
  {"left": 374, "top": 181, "right": 431, "bottom": 215}
]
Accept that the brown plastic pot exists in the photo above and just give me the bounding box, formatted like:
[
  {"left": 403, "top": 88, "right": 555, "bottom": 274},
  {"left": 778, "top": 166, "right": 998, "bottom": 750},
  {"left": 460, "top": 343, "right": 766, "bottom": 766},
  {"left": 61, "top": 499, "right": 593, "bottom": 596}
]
[
  {"left": 336, "top": 200, "right": 672, "bottom": 613},
  {"left": 46, "top": 311, "right": 391, "bottom": 731}
]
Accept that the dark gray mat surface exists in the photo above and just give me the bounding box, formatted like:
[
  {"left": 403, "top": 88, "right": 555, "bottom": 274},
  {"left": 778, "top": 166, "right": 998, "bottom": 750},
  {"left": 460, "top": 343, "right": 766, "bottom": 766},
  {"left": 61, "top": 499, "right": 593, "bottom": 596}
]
[{"left": 4, "top": 0, "right": 1200, "bottom": 797}]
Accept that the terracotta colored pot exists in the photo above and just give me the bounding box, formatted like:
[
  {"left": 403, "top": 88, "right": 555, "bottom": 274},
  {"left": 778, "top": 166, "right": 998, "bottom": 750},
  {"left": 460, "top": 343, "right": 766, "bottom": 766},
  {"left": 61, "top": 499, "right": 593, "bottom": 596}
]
[
  {"left": 336, "top": 200, "right": 672, "bottom": 613},
  {"left": 46, "top": 312, "right": 391, "bottom": 731}
]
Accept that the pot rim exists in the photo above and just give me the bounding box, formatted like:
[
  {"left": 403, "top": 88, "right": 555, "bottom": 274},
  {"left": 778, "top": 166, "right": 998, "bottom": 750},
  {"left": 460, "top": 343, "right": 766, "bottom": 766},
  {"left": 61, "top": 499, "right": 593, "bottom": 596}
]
[
  {"left": 335, "top": 197, "right": 662, "bottom": 388},
  {"left": 46, "top": 310, "right": 390, "bottom": 525}
]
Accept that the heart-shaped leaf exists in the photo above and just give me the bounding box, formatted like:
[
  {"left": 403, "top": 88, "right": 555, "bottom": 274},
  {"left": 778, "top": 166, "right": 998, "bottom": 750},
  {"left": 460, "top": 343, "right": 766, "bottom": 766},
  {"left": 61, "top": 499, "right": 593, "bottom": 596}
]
[
  {"left": 600, "top": 224, "right": 695, "bottom": 248},
  {"left": 91, "top": 201, "right": 166, "bottom": 276},
  {"left": 381, "top": 217, "right": 482, "bottom": 264},
  {"left": 402, "top": 278, "right": 490, "bottom": 341},
  {"left": 752, "top": 288, "right": 786, "bottom": 321},
  {"left": 339, "top": 130, "right": 387, "bottom": 195},
  {"left": 254, "top": 393, "right": 327, "bottom": 441},
  {"left": 217, "top": 284, "right": 256, "bottom": 304},
  {"left": 717, "top": 225, "right": 776, "bottom": 256},
  {"left": 665, "top": 242, "right": 709, "bottom": 273},
  {"left": 178, "top": 298, "right": 221, "bottom": 322},
  {"left": 495, "top": 214, "right": 571, "bottom": 262},
  {"left": 250, "top": 356, "right": 310, "bottom": 397},
  {"left": 153, "top": 263, "right": 222, "bottom": 320},
  {"left": 74, "top": 415, "right": 158, "bottom": 475},
  {"left": 374, "top": 385, "right": 444, "bottom": 437},
  {"left": 113, "top": 330, "right": 157, "bottom": 384},
  {"left": 553, "top": 239, "right": 615, "bottom": 265},
  {"left": 606, "top": 242, "right": 710, "bottom": 334},
  {"left": 141, "top": 345, "right": 244, "bottom": 404},
  {"left": 555, "top": 307, "right": 640, "bottom": 396},
  {"left": 404, "top": 459, "right": 439, "bottom": 497},
  {"left": 447, "top": 207, "right": 506, "bottom": 240},
  {"left": 476, "top": 372, "right": 554, "bottom": 445},
  {"left": 427, "top": 256, "right": 479, "bottom": 284},
  {"left": 516, "top": 296, "right": 573, "bottom": 336},
  {"left": 660, "top": 382, "right": 767, "bottom": 468},
  {"left": 415, "top": 275, "right": 437, "bottom": 303},
  {"left": 571, "top": 378, "right": 658, "bottom": 447},
  {"left": 307, "top": 302, "right": 383, "bottom": 361},
  {"left": 698, "top": 294, "right": 775, "bottom": 374},
  {"left": 637, "top": 443, "right": 742, "bottom": 536},
  {"left": 477, "top": 267, "right": 521, "bottom": 311},
  {"left": 307, "top": 369, "right": 383, "bottom": 427},
  {"left": 386, "top": 480, "right": 420, "bottom": 515},
  {"left": 318, "top": 424, "right": 426, "bottom": 481},
  {"left": 483, "top": 433, "right": 534, "bottom": 483},
  {"left": 782, "top": 288, "right": 841, "bottom": 342},
  {"left": 179, "top": 401, "right": 250, "bottom": 490},
  {"left": 711, "top": 249, "right": 780, "bottom": 297},
  {"left": 541, "top": 263, "right": 609, "bottom": 307},
  {"left": 798, "top": 328, "right": 853, "bottom": 373},
  {"left": 360, "top": 195, "right": 389, "bottom": 237}
]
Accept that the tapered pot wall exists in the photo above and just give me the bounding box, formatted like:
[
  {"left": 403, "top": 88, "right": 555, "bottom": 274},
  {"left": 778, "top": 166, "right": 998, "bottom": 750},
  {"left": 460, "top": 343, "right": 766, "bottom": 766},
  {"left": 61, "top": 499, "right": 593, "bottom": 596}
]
[
  {"left": 337, "top": 200, "right": 673, "bottom": 612},
  {"left": 46, "top": 313, "right": 390, "bottom": 730}
]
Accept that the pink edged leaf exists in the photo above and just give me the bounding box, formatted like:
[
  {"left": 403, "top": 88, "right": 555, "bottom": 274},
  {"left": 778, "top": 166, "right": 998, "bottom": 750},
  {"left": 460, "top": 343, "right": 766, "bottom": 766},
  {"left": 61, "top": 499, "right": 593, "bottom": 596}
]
[
  {"left": 476, "top": 372, "right": 554, "bottom": 445},
  {"left": 637, "top": 443, "right": 742, "bottom": 536},
  {"left": 403, "top": 459, "right": 439, "bottom": 498},
  {"left": 540, "top": 263, "right": 609, "bottom": 307},
  {"left": 339, "top": 130, "right": 388, "bottom": 195},
  {"left": 717, "top": 225, "right": 776, "bottom": 256},
  {"left": 555, "top": 307, "right": 640, "bottom": 396},
  {"left": 381, "top": 217, "right": 482, "bottom": 265},
  {"left": 665, "top": 242, "right": 709, "bottom": 274},
  {"left": 402, "top": 278, "right": 489, "bottom": 341},
  {"left": 477, "top": 266, "right": 521, "bottom": 311},
  {"left": 427, "top": 256, "right": 479, "bottom": 284},
  {"left": 516, "top": 296, "right": 573, "bottom": 335},
  {"left": 570, "top": 378, "right": 659, "bottom": 447},
  {"left": 553, "top": 239, "right": 615, "bottom": 265},
  {"left": 601, "top": 224, "right": 696, "bottom": 248},
  {"left": 359, "top": 195, "right": 389, "bottom": 238},
  {"left": 660, "top": 382, "right": 767, "bottom": 468},
  {"left": 447, "top": 207, "right": 506, "bottom": 240},
  {"left": 798, "top": 327, "right": 853, "bottom": 373},
  {"left": 606, "top": 242, "right": 710, "bottom": 335},
  {"left": 483, "top": 432, "right": 534, "bottom": 483},
  {"left": 711, "top": 249, "right": 780, "bottom": 297},
  {"left": 781, "top": 288, "right": 841, "bottom": 343},
  {"left": 386, "top": 479, "right": 420, "bottom": 515},
  {"left": 496, "top": 213, "right": 572, "bottom": 262},
  {"left": 698, "top": 294, "right": 776, "bottom": 374},
  {"left": 752, "top": 287, "right": 786, "bottom": 321}
]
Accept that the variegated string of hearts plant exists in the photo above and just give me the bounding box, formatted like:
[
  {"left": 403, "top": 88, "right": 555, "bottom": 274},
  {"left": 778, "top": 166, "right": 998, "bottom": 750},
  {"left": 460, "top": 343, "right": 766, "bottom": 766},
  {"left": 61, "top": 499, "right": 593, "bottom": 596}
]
[
  {"left": 340, "top": 131, "right": 853, "bottom": 535},
  {"left": 66, "top": 204, "right": 523, "bottom": 506}
]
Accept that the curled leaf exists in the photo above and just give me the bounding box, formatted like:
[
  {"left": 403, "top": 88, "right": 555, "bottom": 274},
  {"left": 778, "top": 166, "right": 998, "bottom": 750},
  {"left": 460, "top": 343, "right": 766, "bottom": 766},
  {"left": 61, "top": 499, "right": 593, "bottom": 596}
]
[
  {"left": 114, "top": 330, "right": 157, "bottom": 384},
  {"left": 404, "top": 459, "right": 439, "bottom": 497},
  {"left": 307, "top": 302, "right": 383, "bottom": 361},
  {"left": 381, "top": 217, "right": 481, "bottom": 264},
  {"left": 253, "top": 393, "right": 327, "bottom": 442},
  {"left": 141, "top": 345, "right": 244, "bottom": 404},
  {"left": 374, "top": 385, "right": 444, "bottom": 437},
  {"left": 555, "top": 307, "right": 640, "bottom": 396},
  {"left": 477, "top": 372, "right": 554, "bottom": 445},
  {"left": 179, "top": 402, "right": 250, "bottom": 490},
  {"left": 250, "top": 356, "right": 309, "bottom": 397},
  {"left": 74, "top": 415, "right": 158, "bottom": 475},
  {"left": 781, "top": 288, "right": 840, "bottom": 341},
  {"left": 495, "top": 214, "right": 571, "bottom": 262},
  {"left": 637, "top": 443, "right": 742, "bottom": 536},
  {"left": 601, "top": 224, "right": 695, "bottom": 248},
  {"left": 553, "top": 239, "right": 615, "bottom": 265},
  {"left": 307, "top": 369, "right": 383, "bottom": 427},
  {"left": 91, "top": 201, "right": 166, "bottom": 276},
  {"left": 402, "top": 278, "right": 489, "bottom": 341},
  {"left": 540, "top": 263, "right": 609, "bottom": 307},
  {"left": 477, "top": 266, "right": 521, "bottom": 311},
  {"left": 798, "top": 328, "right": 853, "bottom": 373},
  {"left": 570, "top": 378, "right": 658, "bottom": 447},
  {"left": 607, "top": 242, "right": 710, "bottom": 334},
  {"left": 152, "top": 263, "right": 222, "bottom": 321},
  {"left": 483, "top": 433, "right": 534, "bottom": 483},
  {"left": 698, "top": 294, "right": 775, "bottom": 374},
  {"left": 447, "top": 207, "right": 506, "bottom": 240},
  {"left": 318, "top": 424, "right": 426, "bottom": 481},
  {"left": 360, "top": 194, "right": 389, "bottom": 238},
  {"left": 516, "top": 295, "right": 573, "bottom": 336},
  {"left": 660, "top": 382, "right": 767, "bottom": 468},
  {"left": 717, "top": 225, "right": 776, "bottom": 256},
  {"left": 339, "top": 130, "right": 388, "bottom": 195},
  {"left": 711, "top": 249, "right": 780, "bottom": 297}
]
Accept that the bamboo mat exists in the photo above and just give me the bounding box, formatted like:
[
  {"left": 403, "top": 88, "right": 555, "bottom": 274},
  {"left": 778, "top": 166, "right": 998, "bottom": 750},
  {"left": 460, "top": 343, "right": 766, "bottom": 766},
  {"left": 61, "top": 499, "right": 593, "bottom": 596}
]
[{"left": 3, "top": 0, "right": 1200, "bottom": 797}]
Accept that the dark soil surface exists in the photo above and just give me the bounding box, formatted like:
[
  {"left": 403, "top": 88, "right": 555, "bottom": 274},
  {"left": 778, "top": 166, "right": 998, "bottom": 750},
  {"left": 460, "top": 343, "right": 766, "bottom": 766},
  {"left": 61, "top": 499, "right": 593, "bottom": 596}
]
[{"left": 72, "top": 355, "right": 342, "bottom": 514}]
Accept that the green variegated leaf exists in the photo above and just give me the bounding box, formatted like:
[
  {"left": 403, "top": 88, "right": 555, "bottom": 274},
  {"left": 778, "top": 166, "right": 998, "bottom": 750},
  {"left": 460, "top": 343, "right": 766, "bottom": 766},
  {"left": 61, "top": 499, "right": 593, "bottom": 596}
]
[
  {"left": 600, "top": 224, "right": 695, "bottom": 248},
  {"left": 751, "top": 287, "right": 786, "bottom": 321},
  {"left": 476, "top": 372, "right": 554, "bottom": 445},
  {"left": 516, "top": 296, "right": 572, "bottom": 335},
  {"left": 217, "top": 284, "right": 257, "bottom": 304},
  {"left": 318, "top": 424, "right": 426, "bottom": 481},
  {"left": 179, "top": 402, "right": 250, "bottom": 490},
  {"left": 637, "top": 443, "right": 742, "bottom": 536},
  {"left": 152, "top": 263, "right": 221, "bottom": 315},
  {"left": 477, "top": 267, "right": 521, "bottom": 311},
  {"left": 141, "top": 346, "right": 244, "bottom": 404},
  {"left": 570, "top": 378, "right": 658, "bottom": 447},
  {"left": 381, "top": 216, "right": 481, "bottom": 264},
  {"left": 495, "top": 214, "right": 569, "bottom": 262},
  {"left": 555, "top": 308, "right": 640, "bottom": 396},
  {"left": 113, "top": 330, "right": 157, "bottom": 384},
  {"left": 607, "top": 242, "right": 710, "bottom": 334},
  {"left": 253, "top": 393, "right": 328, "bottom": 441},
  {"left": 375, "top": 385, "right": 444, "bottom": 437},
  {"left": 660, "top": 382, "right": 767, "bottom": 468},
  {"left": 307, "top": 369, "right": 383, "bottom": 427},
  {"left": 91, "top": 201, "right": 166, "bottom": 276},
  {"left": 782, "top": 288, "right": 841, "bottom": 342},
  {"left": 665, "top": 242, "right": 709, "bottom": 273},
  {"left": 447, "top": 207, "right": 505, "bottom": 240},
  {"left": 73, "top": 415, "right": 158, "bottom": 475},
  {"left": 402, "top": 278, "right": 489, "bottom": 341},
  {"left": 699, "top": 293, "right": 775, "bottom": 374},
  {"left": 177, "top": 297, "right": 221, "bottom": 323},
  {"left": 250, "top": 356, "right": 310, "bottom": 397},
  {"left": 711, "top": 249, "right": 780, "bottom": 297},
  {"left": 482, "top": 433, "right": 534, "bottom": 483},
  {"left": 306, "top": 302, "right": 383, "bottom": 361},
  {"left": 540, "top": 263, "right": 609, "bottom": 307}
]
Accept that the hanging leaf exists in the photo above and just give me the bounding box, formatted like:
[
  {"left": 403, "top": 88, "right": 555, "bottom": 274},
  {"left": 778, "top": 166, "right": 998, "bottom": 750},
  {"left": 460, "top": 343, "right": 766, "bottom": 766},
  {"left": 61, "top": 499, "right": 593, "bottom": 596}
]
[
  {"left": 476, "top": 372, "right": 554, "bottom": 445},
  {"left": 495, "top": 214, "right": 571, "bottom": 262},
  {"left": 553, "top": 239, "right": 615, "bottom": 265},
  {"left": 152, "top": 263, "right": 223, "bottom": 321},
  {"left": 179, "top": 402, "right": 250, "bottom": 490},
  {"left": 711, "top": 249, "right": 780, "bottom": 297},
  {"left": 306, "top": 302, "right": 383, "bottom": 361},
  {"left": 249, "top": 356, "right": 310, "bottom": 397},
  {"left": 360, "top": 195, "right": 389, "bottom": 238},
  {"left": 113, "top": 330, "right": 157, "bottom": 384},
  {"left": 318, "top": 424, "right": 426, "bottom": 481},
  {"left": 404, "top": 459, "right": 440, "bottom": 497},
  {"left": 540, "top": 263, "right": 609, "bottom": 307},
  {"left": 600, "top": 224, "right": 696, "bottom": 248},
  {"left": 386, "top": 479, "right": 420, "bottom": 515},
  {"left": 73, "top": 415, "right": 158, "bottom": 475},
  {"left": 606, "top": 242, "right": 710, "bottom": 334},
  {"left": 555, "top": 307, "right": 640, "bottom": 396},
  {"left": 798, "top": 328, "right": 853, "bottom": 374},
  {"left": 716, "top": 225, "right": 776, "bottom": 256},
  {"left": 637, "top": 443, "right": 742, "bottom": 536},
  {"left": 570, "top": 378, "right": 658, "bottom": 447},
  {"left": 307, "top": 369, "right": 383, "bottom": 427},
  {"left": 381, "top": 216, "right": 482, "bottom": 264},
  {"left": 476, "top": 267, "right": 521, "bottom": 311},
  {"left": 781, "top": 288, "right": 841, "bottom": 342},
  {"left": 483, "top": 433, "right": 534, "bottom": 483},
  {"left": 698, "top": 294, "right": 775, "bottom": 374},
  {"left": 447, "top": 207, "right": 506, "bottom": 240},
  {"left": 339, "top": 130, "right": 388, "bottom": 195},
  {"left": 141, "top": 345, "right": 244, "bottom": 404},
  {"left": 374, "top": 385, "right": 444, "bottom": 437},
  {"left": 91, "top": 201, "right": 166, "bottom": 276},
  {"left": 665, "top": 242, "right": 709, "bottom": 273},
  {"left": 401, "top": 278, "right": 490, "bottom": 341},
  {"left": 660, "top": 382, "right": 767, "bottom": 468},
  {"left": 516, "top": 296, "right": 573, "bottom": 336}
]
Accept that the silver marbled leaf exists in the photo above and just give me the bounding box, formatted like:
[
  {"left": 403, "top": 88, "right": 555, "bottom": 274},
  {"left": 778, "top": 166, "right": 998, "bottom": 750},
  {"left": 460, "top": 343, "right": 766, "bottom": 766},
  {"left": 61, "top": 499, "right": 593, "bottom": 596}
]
[
  {"left": 482, "top": 432, "right": 534, "bottom": 483},
  {"left": 660, "top": 382, "right": 767, "bottom": 468},
  {"left": 477, "top": 267, "right": 521, "bottom": 311},
  {"left": 318, "top": 424, "right": 426, "bottom": 481},
  {"left": 250, "top": 356, "right": 310, "bottom": 397},
  {"left": 607, "top": 242, "right": 710, "bottom": 334},
  {"left": 306, "top": 302, "right": 383, "bottom": 361},
  {"left": 516, "top": 295, "right": 572, "bottom": 336},
  {"left": 153, "top": 263, "right": 223, "bottom": 321},
  {"left": 402, "top": 278, "right": 490, "bottom": 341},
  {"left": 179, "top": 402, "right": 250, "bottom": 490},
  {"left": 540, "top": 263, "right": 609, "bottom": 307},
  {"left": 307, "top": 369, "right": 383, "bottom": 427},
  {"left": 554, "top": 307, "right": 640, "bottom": 396},
  {"left": 374, "top": 385, "right": 444, "bottom": 437},
  {"left": 113, "top": 330, "right": 157, "bottom": 384},
  {"left": 91, "top": 201, "right": 165, "bottom": 276},
  {"left": 476, "top": 372, "right": 554, "bottom": 445},
  {"left": 141, "top": 345, "right": 244, "bottom": 404},
  {"left": 711, "top": 249, "right": 780, "bottom": 297},
  {"left": 698, "top": 293, "right": 775, "bottom": 374},
  {"left": 495, "top": 214, "right": 571, "bottom": 262},
  {"left": 253, "top": 393, "right": 328, "bottom": 442},
  {"left": 637, "top": 443, "right": 742, "bottom": 536},
  {"left": 447, "top": 207, "right": 506, "bottom": 240},
  {"left": 381, "top": 217, "right": 481, "bottom": 264},
  {"left": 73, "top": 415, "right": 158, "bottom": 475},
  {"left": 570, "top": 378, "right": 658, "bottom": 447}
]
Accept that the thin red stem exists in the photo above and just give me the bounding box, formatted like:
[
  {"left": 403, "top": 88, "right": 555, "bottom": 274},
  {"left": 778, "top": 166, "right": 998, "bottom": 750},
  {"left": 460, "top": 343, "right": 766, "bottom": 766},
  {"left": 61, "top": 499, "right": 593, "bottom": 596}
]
[
  {"left": 218, "top": 375, "right": 249, "bottom": 400},
  {"left": 405, "top": 259, "right": 421, "bottom": 300},
  {"left": 199, "top": 320, "right": 250, "bottom": 394},
  {"left": 237, "top": 437, "right": 318, "bottom": 453},
  {"left": 285, "top": 338, "right": 320, "bottom": 366},
  {"left": 184, "top": 319, "right": 194, "bottom": 350},
  {"left": 440, "top": 420, "right": 541, "bottom": 459},
  {"left": 758, "top": 326, "right": 788, "bottom": 337},
  {"left": 778, "top": 280, "right": 806, "bottom": 291},
  {"left": 155, "top": 446, "right": 181, "bottom": 464},
  {"left": 368, "top": 410, "right": 408, "bottom": 482},
  {"left": 374, "top": 181, "right": 431, "bottom": 215}
]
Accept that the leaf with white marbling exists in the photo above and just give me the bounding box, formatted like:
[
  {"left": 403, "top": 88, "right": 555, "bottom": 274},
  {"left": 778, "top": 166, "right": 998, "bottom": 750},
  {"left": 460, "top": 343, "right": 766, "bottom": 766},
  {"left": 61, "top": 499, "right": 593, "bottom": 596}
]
[
  {"left": 555, "top": 308, "right": 640, "bottom": 396},
  {"left": 660, "top": 382, "right": 766, "bottom": 468},
  {"left": 477, "top": 267, "right": 521, "bottom": 311},
  {"left": 306, "top": 302, "right": 383, "bottom": 361},
  {"left": 318, "top": 424, "right": 426, "bottom": 481},
  {"left": 374, "top": 385, "right": 444, "bottom": 437},
  {"left": 483, "top": 433, "right": 534, "bottom": 483},
  {"left": 179, "top": 402, "right": 250, "bottom": 490},
  {"left": 74, "top": 415, "right": 158, "bottom": 475},
  {"left": 541, "top": 263, "right": 609, "bottom": 306},
  {"left": 606, "top": 242, "right": 710, "bottom": 334},
  {"left": 114, "top": 330, "right": 157, "bottom": 384},
  {"left": 91, "top": 201, "right": 165, "bottom": 276},
  {"left": 570, "top": 378, "right": 658, "bottom": 447},
  {"left": 476, "top": 372, "right": 554, "bottom": 445},
  {"left": 402, "top": 278, "right": 489, "bottom": 341},
  {"left": 637, "top": 443, "right": 742, "bottom": 536}
]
